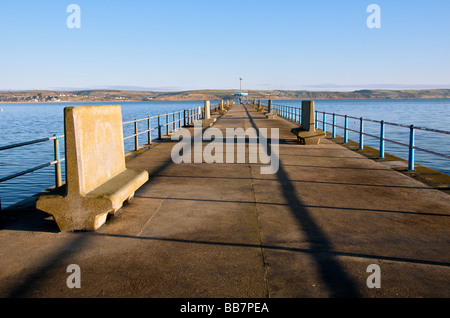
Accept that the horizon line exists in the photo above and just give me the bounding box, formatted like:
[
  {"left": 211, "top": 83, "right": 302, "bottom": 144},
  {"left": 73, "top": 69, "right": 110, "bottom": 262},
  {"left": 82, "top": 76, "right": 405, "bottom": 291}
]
[{"left": 1, "top": 85, "right": 450, "bottom": 93}]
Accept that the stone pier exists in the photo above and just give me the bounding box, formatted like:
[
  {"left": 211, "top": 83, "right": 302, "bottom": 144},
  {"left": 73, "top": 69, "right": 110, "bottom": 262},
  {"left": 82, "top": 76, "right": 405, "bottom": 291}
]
[{"left": 0, "top": 103, "right": 449, "bottom": 298}]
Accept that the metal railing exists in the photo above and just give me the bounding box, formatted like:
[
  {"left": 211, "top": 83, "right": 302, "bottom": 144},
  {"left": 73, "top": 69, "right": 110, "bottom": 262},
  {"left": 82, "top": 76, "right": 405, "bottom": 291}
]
[
  {"left": 0, "top": 135, "right": 65, "bottom": 187},
  {"left": 122, "top": 103, "right": 221, "bottom": 151},
  {"left": 273, "top": 103, "right": 301, "bottom": 123},
  {"left": 258, "top": 101, "right": 450, "bottom": 172},
  {"left": 0, "top": 103, "right": 220, "bottom": 209},
  {"left": 315, "top": 110, "right": 450, "bottom": 171}
]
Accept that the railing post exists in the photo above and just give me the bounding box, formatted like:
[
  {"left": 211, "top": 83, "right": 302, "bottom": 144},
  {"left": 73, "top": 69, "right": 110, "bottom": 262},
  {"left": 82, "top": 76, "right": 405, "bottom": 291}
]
[
  {"left": 323, "top": 112, "right": 326, "bottom": 132},
  {"left": 183, "top": 110, "right": 187, "bottom": 127},
  {"left": 315, "top": 111, "right": 318, "bottom": 129},
  {"left": 166, "top": 114, "right": 169, "bottom": 135},
  {"left": 379, "top": 120, "right": 385, "bottom": 159},
  {"left": 134, "top": 120, "right": 139, "bottom": 151},
  {"left": 332, "top": 113, "right": 336, "bottom": 138},
  {"left": 344, "top": 115, "right": 348, "bottom": 143},
  {"left": 359, "top": 117, "right": 364, "bottom": 150},
  {"left": 147, "top": 117, "right": 152, "bottom": 145},
  {"left": 173, "top": 113, "right": 176, "bottom": 131},
  {"left": 408, "top": 125, "right": 415, "bottom": 171},
  {"left": 53, "top": 134, "right": 62, "bottom": 188},
  {"left": 158, "top": 115, "right": 162, "bottom": 140}
]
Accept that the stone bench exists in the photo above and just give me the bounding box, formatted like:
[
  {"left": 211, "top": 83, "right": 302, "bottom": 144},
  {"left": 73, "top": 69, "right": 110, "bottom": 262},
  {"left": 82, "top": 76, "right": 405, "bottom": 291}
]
[
  {"left": 291, "top": 127, "right": 326, "bottom": 145},
  {"left": 290, "top": 101, "right": 326, "bottom": 145},
  {"left": 36, "top": 105, "right": 149, "bottom": 231}
]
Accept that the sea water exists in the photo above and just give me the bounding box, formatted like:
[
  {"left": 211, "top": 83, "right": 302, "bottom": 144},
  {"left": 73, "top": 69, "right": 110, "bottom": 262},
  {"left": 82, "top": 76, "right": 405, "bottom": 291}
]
[{"left": 0, "top": 99, "right": 448, "bottom": 208}]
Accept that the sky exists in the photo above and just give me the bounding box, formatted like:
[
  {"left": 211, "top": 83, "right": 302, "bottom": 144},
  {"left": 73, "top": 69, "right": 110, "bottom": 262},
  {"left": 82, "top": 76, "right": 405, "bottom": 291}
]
[{"left": 0, "top": 0, "right": 449, "bottom": 92}]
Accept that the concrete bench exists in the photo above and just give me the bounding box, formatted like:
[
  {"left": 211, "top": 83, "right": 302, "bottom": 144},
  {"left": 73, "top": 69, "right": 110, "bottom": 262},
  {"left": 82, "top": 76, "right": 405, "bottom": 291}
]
[
  {"left": 290, "top": 101, "right": 326, "bottom": 145},
  {"left": 36, "top": 105, "right": 149, "bottom": 231},
  {"left": 291, "top": 127, "right": 326, "bottom": 145}
]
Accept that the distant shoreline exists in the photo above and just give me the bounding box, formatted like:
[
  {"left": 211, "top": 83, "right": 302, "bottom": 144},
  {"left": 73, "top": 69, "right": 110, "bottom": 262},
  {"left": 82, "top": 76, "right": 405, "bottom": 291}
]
[
  {"left": 1, "top": 97, "right": 450, "bottom": 104},
  {"left": 0, "top": 88, "right": 449, "bottom": 103}
]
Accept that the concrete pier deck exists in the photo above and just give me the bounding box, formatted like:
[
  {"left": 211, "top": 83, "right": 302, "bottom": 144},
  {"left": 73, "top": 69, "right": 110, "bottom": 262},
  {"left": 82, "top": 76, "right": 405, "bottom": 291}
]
[{"left": 1, "top": 104, "right": 449, "bottom": 298}]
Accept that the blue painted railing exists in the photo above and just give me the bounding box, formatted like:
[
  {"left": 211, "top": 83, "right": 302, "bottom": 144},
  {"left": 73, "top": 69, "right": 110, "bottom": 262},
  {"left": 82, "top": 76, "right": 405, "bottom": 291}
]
[{"left": 261, "top": 102, "right": 450, "bottom": 172}]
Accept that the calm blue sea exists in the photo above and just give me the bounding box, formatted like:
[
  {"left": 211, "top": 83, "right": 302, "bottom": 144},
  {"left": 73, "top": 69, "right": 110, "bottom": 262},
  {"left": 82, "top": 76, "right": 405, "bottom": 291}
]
[{"left": 0, "top": 99, "right": 449, "bottom": 208}]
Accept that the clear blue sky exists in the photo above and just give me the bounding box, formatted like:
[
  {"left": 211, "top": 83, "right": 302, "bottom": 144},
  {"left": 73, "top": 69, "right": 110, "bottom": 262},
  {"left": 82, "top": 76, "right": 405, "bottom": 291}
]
[{"left": 0, "top": 0, "right": 449, "bottom": 91}]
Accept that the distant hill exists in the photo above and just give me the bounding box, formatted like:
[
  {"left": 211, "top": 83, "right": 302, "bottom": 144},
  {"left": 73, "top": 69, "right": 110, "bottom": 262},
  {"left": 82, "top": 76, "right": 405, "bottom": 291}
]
[{"left": 0, "top": 89, "right": 449, "bottom": 103}]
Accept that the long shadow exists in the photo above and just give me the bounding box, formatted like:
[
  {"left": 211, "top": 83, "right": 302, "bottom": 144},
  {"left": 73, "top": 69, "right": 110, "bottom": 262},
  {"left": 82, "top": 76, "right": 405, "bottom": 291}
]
[
  {"left": 91, "top": 232, "right": 450, "bottom": 268},
  {"left": 0, "top": 206, "right": 59, "bottom": 233},
  {"left": 6, "top": 233, "right": 90, "bottom": 298},
  {"left": 243, "top": 104, "right": 362, "bottom": 297},
  {"left": 282, "top": 154, "right": 370, "bottom": 159},
  {"left": 153, "top": 174, "right": 435, "bottom": 190},
  {"left": 135, "top": 195, "right": 450, "bottom": 218},
  {"left": 215, "top": 117, "right": 249, "bottom": 120},
  {"left": 282, "top": 164, "right": 392, "bottom": 171}
]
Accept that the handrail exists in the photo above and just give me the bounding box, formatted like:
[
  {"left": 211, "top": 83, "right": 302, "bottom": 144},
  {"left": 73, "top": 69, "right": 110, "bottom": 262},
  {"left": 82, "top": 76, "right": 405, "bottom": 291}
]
[
  {"left": 0, "top": 160, "right": 58, "bottom": 183},
  {"left": 0, "top": 134, "right": 65, "bottom": 185},
  {"left": 0, "top": 135, "right": 63, "bottom": 151},
  {"left": 262, "top": 101, "right": 449, "bottom": 171},
  {"left": 121, "top": 104, "right": 213, "bottom": 151},
  {"left": 318, "top": 111, "right": 450, "bottom": 134}
]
